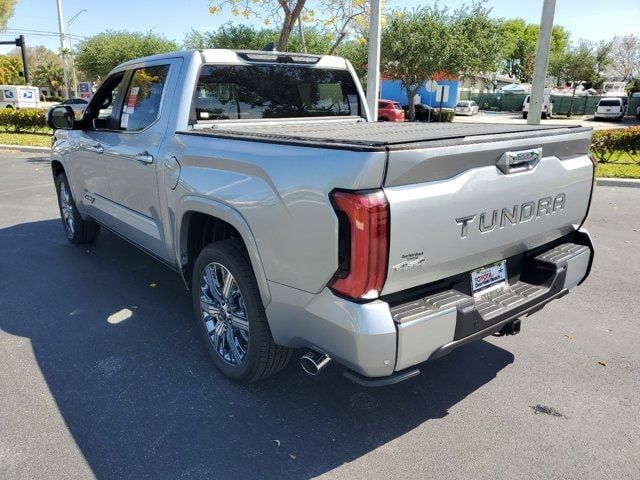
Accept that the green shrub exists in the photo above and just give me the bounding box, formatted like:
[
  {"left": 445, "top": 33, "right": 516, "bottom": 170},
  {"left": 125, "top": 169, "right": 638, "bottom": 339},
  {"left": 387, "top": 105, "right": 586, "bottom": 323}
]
[
  {"left": 591, "top": 127, "right": 640, "bottom": 163},
  {"left": 431, "top": 110, "right": 454, "bottom": 122},
  {"left": 0, "top": 108, "right": 47, "bottom": 133}
]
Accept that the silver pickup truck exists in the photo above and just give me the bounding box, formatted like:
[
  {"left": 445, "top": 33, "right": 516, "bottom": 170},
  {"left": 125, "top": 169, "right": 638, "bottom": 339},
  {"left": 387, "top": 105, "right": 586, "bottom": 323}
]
[{"left": 46, "top": 49, "right": 595, "bottom": 386}]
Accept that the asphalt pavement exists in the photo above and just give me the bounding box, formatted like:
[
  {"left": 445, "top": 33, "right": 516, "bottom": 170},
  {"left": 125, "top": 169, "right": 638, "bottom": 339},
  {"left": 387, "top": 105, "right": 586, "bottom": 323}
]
[
  {"left": 452, "top": 111, "right": 640, "bottom": 130},
  {"left": 1, "top": 151, "right": 639, "bottom": 480}
]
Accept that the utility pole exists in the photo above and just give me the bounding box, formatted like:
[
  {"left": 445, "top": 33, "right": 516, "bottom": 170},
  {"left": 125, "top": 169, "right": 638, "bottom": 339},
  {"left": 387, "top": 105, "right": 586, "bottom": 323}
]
[
  {"left": 55, "top": 0, "right": 71, "bottom": 99},
  {"left": 366, "top": 0, "right": 382, "bottom": 121},
  {"left": 67, "top": 9, "right": 87, "bottom": 98},
  {"left": 527, "top": 0, "right": 556, "bottom": 125}
]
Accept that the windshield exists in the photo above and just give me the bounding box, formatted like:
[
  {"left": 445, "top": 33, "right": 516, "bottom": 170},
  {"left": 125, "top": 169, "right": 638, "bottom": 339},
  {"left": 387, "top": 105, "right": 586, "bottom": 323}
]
[{"left": 193, "top": 64, "right": 362, "bottom": 121}]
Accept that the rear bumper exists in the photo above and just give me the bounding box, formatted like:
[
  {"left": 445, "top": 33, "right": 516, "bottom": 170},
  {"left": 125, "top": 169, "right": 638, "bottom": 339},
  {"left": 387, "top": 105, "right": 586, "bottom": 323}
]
[
  {"left": 595, "top": 112, "right": 623, "bottom": 118},
  {"left": 266, "top": 229, "right": 594, "bottom": 380}
]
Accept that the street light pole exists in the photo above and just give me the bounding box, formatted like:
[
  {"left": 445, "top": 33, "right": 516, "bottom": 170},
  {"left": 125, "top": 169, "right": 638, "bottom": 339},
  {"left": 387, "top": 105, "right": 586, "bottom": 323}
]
[
  {"left": 366, "top": 0, "right": 382, "bottom": 122},
  {"left": 67, "top": 9, "right": 87, "bottom": 98},
  {"left": 55, "top": 0, "right": 71, "bottom": 99},
  {"left": 527, "top": 0, "right": 556, "bottom": 125}
]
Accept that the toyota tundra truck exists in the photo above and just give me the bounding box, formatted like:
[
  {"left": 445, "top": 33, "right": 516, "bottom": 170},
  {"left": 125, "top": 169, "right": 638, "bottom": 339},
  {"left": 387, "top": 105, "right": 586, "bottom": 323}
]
[{"left": 46, "top": 49, "right": 595, "bottom": 386}]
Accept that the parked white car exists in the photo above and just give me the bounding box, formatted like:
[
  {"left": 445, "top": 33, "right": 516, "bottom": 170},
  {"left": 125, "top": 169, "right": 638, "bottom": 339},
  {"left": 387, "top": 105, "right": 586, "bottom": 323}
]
[
  {"left": 594, "top": 98, "right": 626, "bottom": 121},
  {"left": 522, "top": 94, "right": 553, "bottom": 119},
  {"left": 0, "top": 85, "right": 40, "bottom": 109},
  {"left": 454, "top": 100, "right": 479, "bottom": 116}
]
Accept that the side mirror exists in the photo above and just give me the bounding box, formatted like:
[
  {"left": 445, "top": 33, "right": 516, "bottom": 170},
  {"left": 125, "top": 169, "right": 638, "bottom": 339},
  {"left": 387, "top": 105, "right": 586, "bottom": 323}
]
[{"left": 46, "top": 105, "right": 75, "bottom": 130}]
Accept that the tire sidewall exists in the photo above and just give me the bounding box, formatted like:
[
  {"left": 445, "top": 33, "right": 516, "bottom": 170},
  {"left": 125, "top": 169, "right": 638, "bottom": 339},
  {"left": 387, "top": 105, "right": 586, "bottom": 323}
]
[{"left": 191, "top": 243, "right": 267, "bottom": 381}]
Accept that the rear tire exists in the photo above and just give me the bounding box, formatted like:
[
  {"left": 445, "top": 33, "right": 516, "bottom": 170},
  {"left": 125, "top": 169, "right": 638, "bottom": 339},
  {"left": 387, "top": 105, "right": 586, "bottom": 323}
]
[
  {"left": 191, "top": 240, "right": 292, "bottom": 383},
  {"left": 522, "top": 112, "right": 528, "bottom": 119},
  {"left": 55, "top": 172, "right": 100, "bottom": 244}
]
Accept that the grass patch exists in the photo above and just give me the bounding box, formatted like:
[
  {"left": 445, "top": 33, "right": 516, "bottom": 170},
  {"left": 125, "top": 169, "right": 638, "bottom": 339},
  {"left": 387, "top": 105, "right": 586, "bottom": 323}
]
[
  {"left": 596, "top": 163, "right": 640, "bottom": 179},
  {"left": 0, "top": 131, "right": 51, "bottom": 147},
  {"left": 595, "top": 150, "right": 638, "bottom": 163}
]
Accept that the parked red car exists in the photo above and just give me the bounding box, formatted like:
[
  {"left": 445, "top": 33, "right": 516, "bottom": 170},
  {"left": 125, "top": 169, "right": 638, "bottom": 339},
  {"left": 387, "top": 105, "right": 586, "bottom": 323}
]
[{"left": 377, "top": 99, "right": 405, "bottom": 122}]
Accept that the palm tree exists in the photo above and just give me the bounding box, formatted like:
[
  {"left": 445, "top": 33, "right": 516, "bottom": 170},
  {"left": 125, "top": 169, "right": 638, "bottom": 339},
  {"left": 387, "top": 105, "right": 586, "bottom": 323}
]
[{"left": 32, "top": 61, "right": 64, "bottom": 97}]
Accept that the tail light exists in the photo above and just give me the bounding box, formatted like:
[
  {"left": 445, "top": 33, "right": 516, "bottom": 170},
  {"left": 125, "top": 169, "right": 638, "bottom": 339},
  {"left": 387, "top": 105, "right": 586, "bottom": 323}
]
[
  {"left": 329, "top": 190, "right": 389, "bottom": 300},
  {"left": 580, "top": 153, "right": 597, "bottom": 229}
]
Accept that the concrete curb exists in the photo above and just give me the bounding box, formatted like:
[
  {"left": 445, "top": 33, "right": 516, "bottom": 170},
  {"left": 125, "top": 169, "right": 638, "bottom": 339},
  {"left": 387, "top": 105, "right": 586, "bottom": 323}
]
[
  {"left": 0, "top": 144, "right": 50, "bottom": 153},
  {"left": 596, "top": 178, "right": 640, "bottom": 188}
]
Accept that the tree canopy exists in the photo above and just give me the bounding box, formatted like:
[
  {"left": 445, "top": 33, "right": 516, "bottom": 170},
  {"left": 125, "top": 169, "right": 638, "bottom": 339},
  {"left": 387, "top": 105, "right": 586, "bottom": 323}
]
[
  {"left": 207, "top": 0, "right": 371, "bottom": 52},
  {"left": 611, "top": 34, "right": 640, "bottom": 81},
  {"left": 498, "top": 19, "right": 569, "bottom": 83},
  {"left": 0, "top": 55, "right": 22, "bottom": 84},
  {"left": 75, "top": 31, "right": 178, "bottom": 81},
  {"left": 0, "top": 0, "right": 16, "bottom": 30},
  {"left": 381, "top": 4, "right": 500, "bottom": 120},
  {"left": 208, "top": 0, "right": 307, "bottom": 51}
]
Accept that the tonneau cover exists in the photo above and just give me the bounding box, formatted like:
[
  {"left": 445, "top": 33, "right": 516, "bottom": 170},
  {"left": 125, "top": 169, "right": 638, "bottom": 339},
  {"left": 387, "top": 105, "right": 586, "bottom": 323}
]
[{"left": 183, "top": 121, "right": 591, "bottom": 151}]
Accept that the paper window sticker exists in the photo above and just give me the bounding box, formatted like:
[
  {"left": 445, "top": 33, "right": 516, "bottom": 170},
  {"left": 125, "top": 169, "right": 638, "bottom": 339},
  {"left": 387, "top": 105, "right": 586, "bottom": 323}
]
[
  {"left": 200, "top": 111, "right": 210, "bottom": 119},
  {"left": 120, "top": 113, "right": 129, "bottom": 129},
  {"left": 127, "top": 86, "right": 140, "bottom": 109}
]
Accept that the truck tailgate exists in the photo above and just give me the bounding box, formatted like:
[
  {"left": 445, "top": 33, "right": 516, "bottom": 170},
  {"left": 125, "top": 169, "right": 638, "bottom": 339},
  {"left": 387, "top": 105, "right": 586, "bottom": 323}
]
[{"left": 382, "top": 128, "right": 594, "bottom": 295}]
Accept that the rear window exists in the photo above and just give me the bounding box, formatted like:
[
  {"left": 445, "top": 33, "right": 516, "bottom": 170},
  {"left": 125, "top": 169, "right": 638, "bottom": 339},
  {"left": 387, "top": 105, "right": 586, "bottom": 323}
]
[
  {"left": 193, "top": 64, "right": 362, "bottom": 121},
  {"left": 598, "top": 99, "right": 622, "bottom": 107},
  {"left": 456, "top": 101, "right": 469, "bottom": 107}
]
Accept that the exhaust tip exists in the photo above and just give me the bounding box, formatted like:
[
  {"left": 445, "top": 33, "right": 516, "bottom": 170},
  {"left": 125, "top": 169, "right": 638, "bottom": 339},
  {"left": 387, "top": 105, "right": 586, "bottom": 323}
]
[{"left": 300, "top": 351, "right": 331, "bottom": 376}]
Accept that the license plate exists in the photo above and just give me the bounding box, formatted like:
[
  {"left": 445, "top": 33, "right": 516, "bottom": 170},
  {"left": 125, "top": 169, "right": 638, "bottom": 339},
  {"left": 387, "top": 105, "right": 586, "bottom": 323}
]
[{"left": 471, "top": 260, "right": 507, "bottom": 298}]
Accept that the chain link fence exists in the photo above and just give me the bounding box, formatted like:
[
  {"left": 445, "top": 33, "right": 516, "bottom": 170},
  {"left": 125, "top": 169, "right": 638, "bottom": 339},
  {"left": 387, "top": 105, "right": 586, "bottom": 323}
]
[{"left": 459, "top": 92, "right": 639, "bottom": 117}]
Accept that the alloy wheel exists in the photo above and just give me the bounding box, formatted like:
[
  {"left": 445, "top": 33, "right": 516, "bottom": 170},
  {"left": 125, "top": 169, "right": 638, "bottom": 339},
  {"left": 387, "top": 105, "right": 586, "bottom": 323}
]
[{"left": 199, "top": 262, "right": 250, "bottom": 366}]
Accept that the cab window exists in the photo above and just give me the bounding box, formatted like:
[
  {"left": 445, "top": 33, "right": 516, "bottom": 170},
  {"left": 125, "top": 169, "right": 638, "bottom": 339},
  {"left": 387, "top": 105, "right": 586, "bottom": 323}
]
[
  {"left": 84, "top": 72, "right": 126, "bottom": 130},
  {"left": 119, "top": 65, "right": 170, "bottom": 131}
]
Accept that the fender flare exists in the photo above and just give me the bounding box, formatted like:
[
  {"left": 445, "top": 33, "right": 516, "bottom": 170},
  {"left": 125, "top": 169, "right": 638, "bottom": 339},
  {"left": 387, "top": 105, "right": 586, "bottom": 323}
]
[{"left": 175, "top": 195, "right": 271, "bottom": 307}]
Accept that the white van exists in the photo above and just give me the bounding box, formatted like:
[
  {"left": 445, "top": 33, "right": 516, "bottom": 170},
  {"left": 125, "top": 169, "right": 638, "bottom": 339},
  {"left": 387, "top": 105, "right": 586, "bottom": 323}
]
[
  {"left": 594, "top": 98, "right": 626, "bottom": 121},
  {"left": 0, "top": 85, "right": 40, "bottom": 109},
  {"left": 522, "top": 94, "right": 553, "bottom": 119}
]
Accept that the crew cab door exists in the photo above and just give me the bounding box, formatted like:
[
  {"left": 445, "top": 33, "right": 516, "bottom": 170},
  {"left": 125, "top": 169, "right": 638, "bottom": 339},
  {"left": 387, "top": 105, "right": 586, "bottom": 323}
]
[{"left": 84, "top": 59, "right": 181, "bottom": 260}]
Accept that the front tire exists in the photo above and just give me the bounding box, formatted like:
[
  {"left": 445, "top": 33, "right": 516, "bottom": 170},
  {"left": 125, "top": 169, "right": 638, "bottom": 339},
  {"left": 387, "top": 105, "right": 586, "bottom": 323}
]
[
  {"left": 191, "top": 240, "right": 291, "bottom": 383},
  {"left": 55, "top": 172, "right": 100, "bottom": 243},
  {"left": 522, "top": 112, "right": 528, "bottom": 119}
]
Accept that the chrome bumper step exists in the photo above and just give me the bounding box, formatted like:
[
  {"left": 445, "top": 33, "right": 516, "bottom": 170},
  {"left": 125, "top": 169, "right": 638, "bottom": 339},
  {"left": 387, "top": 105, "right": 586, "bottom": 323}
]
[{"left": 390, "top": 242, "right": 589, "bottom": 325}]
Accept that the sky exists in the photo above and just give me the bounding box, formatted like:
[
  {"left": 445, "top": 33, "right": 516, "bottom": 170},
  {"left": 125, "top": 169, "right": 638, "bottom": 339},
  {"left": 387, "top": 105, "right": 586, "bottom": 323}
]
[{"left": 1, "top": 0, "right": 639, "bottom": 55}]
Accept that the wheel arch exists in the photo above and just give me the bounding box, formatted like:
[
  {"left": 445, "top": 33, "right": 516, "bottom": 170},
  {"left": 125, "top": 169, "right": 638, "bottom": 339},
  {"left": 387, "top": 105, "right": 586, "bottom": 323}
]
[
  {"left": 51, "top": 158, "right": 65, "bottom": 179},
  {"left": 176, "top": 196, "right": 271, "bottom": 307}
]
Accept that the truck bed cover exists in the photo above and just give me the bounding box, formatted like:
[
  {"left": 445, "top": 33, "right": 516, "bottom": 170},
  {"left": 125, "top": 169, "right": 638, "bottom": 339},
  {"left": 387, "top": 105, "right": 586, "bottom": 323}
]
[{"left": 181, "top": 121, "right": 592, "bottom": 152}]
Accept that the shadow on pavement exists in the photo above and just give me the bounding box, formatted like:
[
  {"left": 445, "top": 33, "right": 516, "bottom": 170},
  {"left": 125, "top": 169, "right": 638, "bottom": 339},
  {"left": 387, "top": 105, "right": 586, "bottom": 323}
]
[{"left": 0, "top": 219, "right": 514, "bottom": 480}]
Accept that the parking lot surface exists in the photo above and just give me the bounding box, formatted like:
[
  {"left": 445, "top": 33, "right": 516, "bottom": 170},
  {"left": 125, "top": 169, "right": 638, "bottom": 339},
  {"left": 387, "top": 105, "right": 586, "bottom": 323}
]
[
  {"left": 452, "top": 110, "right": 640, "bottom": 130},
  {"left": 1, "top": 151, "right": 639, "bottom": 480}
]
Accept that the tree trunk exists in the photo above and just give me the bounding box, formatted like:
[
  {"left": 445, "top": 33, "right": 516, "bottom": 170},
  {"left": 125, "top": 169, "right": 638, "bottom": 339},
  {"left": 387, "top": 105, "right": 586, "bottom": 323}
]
[
  {"left": 277, "top": 0, "right": 306, "bottom": 52},
  {"left": 406, "top": 86, "right": 416, "bottom": 122},
  {"left": 567, "top": 83, "right": 578, "bottom": 117}
]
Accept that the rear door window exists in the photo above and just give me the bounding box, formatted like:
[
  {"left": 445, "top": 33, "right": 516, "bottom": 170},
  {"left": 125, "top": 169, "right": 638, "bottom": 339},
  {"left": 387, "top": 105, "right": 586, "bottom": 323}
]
[{"left": 120, "top": 65, "right": 170, "bottom": 131}]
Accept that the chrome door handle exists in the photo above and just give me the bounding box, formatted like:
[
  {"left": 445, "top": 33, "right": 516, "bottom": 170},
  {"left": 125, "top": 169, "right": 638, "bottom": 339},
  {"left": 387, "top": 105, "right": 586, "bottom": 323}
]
[
  {"left": 86, "top": 144, "right": 104, "bottom": 154},
  {"left": 135, "top": 152, "right": 154, "bottom": 164}
]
